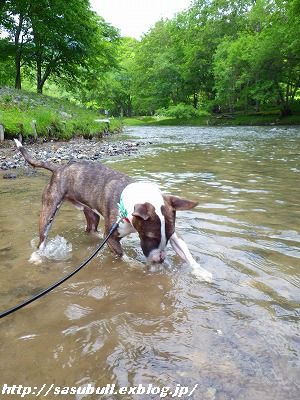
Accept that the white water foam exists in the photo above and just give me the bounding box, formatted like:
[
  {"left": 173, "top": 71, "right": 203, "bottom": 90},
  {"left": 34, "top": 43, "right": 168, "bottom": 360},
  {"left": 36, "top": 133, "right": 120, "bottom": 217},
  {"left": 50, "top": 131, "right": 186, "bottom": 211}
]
[{"left": 30, "top": 235, "right": 72, "bottom": 262}]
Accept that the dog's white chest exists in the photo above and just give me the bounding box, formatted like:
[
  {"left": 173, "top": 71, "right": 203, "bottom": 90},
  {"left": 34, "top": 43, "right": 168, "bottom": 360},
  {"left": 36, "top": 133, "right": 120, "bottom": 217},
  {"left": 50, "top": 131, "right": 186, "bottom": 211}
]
[
  {"left": 119, "top": 181, "right": 167, "bottom": 248},
  {"left": 121, "top": 182, "right": 165, "bottom": 223}
]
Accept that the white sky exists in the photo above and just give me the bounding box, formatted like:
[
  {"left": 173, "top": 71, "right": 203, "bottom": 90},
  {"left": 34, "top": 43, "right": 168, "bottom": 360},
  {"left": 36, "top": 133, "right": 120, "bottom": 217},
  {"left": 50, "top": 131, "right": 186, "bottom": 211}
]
[{"left": 90, "top": 0, "right": 191, "bottom": 39}]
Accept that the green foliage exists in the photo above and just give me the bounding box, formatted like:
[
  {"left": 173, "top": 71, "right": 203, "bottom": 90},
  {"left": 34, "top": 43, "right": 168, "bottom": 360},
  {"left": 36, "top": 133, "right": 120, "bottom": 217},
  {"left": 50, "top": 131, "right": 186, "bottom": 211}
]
[
  {"left": 118, "top": 0, "right": 300, "bottom": 118},
  {"left": 69, "top": 36, "right": 138, "bottom": 117},
  {"left": 0, "top": 60, "right": 15, "bottom": 87},
  {"left": 156, "top": 104, "right": 209, "bottom": 119},
  {"left": 1, "top": 0, "right": 299, "bottom": 121},
  {"left": 131, "top": 19, "right": 186, "bottom": 114}
]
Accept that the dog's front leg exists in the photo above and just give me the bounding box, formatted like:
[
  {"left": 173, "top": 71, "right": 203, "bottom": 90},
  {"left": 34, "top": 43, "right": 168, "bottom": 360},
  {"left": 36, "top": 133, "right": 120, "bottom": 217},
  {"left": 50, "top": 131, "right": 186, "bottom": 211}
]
[
  {"left": 107, "top": 235, "right": 123, "bottom": 257},
  {"left": 169, "top": 233, "right": 212, "bottom": 282},
  {"left": 104, "top": 218, "right": 124, "bottom": 257}
]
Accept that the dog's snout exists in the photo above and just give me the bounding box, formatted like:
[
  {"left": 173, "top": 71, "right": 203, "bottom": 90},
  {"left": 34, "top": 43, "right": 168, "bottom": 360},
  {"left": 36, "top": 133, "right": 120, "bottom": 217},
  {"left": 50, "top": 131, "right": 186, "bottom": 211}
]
[{"left": 148, "top": 250, "right": 166, "bottom": 264}]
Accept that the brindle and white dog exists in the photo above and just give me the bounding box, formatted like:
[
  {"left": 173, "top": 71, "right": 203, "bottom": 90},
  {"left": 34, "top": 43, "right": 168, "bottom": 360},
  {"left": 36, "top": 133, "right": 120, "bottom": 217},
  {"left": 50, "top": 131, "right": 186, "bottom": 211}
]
[{"left": 15, "top": 139, "right": 212, "bottom": 281}]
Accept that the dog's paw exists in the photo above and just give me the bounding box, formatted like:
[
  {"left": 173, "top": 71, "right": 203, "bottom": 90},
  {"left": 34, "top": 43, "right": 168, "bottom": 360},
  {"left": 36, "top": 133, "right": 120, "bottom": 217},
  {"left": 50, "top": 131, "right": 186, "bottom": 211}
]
[
  {"left": 191, "top": 263, "right": 212, "bottom": 283},
  {"left": 88, "top": 230, "right": 102, "bottom": 239},
  {"left": 29, "top": 251, "right": 43, "bottom": 265}
]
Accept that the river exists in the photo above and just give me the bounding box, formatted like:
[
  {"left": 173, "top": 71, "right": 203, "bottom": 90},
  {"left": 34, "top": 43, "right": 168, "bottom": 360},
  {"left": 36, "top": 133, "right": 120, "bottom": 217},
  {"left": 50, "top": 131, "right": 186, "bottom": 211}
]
[{"left": 0, "top": 126, "right": 299, "bottom": 399}]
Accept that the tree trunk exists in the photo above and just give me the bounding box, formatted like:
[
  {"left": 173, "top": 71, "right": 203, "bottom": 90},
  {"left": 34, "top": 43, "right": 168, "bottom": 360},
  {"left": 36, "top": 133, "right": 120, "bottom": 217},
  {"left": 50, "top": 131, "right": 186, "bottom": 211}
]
[
  {"left": 32, "top": 25, "right": 45, "bottom": 94},
  {"left": 193, "top": 92, "right": 198, "bottom": 108},
  {"left": 281, "top": 104, "right": 292, "bottom": 117},
  {"left": 280, "top": 80, "right": 300, "bottom": 117},
  {"left": 255, "top": 100, "right": 260, "bottom": 112},
  {"left": 36, "top": 54, "right": 54, "bottom": 93},
  {"left": 14, "top": 14, "right": 24, "bottom": 90},
  {"left": 36, "top": 57, "right": 43, "bottom": 93},
  {"left": 127, "top": 95, "right": 132, "bottom": 117},
  {"left": 15, "top": 54, "right": 22, "bottom": 90},
  {"left": 37, "top": 66, "right": 52, "bottom": 94}
]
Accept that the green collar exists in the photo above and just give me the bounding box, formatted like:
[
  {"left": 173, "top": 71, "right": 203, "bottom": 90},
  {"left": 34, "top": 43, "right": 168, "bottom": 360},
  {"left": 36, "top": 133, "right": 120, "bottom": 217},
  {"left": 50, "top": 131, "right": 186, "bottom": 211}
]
[{"left": 118, "top": 195, "right": 128, "bottom": 220}]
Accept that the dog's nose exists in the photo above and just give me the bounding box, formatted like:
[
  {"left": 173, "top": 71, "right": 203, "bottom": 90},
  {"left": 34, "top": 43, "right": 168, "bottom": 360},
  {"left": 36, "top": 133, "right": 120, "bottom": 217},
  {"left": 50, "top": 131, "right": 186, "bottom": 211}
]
[
  {"left": 159, "top": 252, "right": 166, "bottom": 263},
  {"left": 150, "top": 251, "right": 166, "bottom": 264}
]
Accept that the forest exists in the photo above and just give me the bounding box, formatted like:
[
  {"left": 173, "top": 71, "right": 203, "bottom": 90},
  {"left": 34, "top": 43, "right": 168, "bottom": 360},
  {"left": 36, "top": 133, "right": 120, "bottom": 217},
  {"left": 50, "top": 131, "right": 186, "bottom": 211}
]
[{"left": 0, "top": 0, "right": 299, "bottom": 120}]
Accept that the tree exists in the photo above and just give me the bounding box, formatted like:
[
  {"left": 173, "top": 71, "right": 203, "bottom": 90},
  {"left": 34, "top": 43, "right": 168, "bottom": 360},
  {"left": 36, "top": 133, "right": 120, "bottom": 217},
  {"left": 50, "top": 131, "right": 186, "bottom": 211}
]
[
  {"left": 0, "top": 0, "right": 119, "bottom": 93},
  {"left": 128, "top": 0, "right": 257, "bottom": 113},
  {"left": 132, "top": 19, "right": 185, "bottom": 114},
  {"left": 76, "top": 37, "right": 138, "bottom": 116},
  {"left": 28, "top": 0, "right": 118, "bottom": 93},
  {"left": 213, "top": 0, "right": 300, "bottom": 114},
  {"left": 0, "top": 0, "right": 31, "bottom": 89}
]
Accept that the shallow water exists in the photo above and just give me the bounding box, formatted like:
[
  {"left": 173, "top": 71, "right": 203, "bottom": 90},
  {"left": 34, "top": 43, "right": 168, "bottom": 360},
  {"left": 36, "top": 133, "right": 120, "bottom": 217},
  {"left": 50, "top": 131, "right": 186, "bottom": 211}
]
[{"left": 0, "top": 126, "right": 299, "bottom": 399}]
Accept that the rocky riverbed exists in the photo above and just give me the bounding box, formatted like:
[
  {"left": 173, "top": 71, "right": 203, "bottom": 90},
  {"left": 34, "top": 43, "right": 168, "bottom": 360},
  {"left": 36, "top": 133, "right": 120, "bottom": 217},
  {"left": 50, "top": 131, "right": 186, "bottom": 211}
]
[{"left": 0, "top": 138, "right": 146, "bottom": 176}]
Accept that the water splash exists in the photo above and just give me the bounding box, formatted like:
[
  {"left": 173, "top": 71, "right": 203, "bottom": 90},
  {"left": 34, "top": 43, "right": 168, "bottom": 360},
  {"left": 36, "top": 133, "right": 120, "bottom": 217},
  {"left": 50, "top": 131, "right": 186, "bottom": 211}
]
[{"left": 30, "top": 235, "right": 72, "bottom": 261}]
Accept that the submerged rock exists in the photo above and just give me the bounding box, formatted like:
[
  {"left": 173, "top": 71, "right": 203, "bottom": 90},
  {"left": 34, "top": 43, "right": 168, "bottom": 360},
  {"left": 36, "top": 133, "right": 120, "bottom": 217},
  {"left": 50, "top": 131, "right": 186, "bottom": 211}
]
[{"left": 3, "top": 172, "right": 17, "bottom": 179}]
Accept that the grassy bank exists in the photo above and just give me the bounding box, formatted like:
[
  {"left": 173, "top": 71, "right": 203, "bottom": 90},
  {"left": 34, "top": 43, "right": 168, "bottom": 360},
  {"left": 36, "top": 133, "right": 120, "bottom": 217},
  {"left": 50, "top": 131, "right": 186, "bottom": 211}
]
[
  {"left": 123, "top": 113, "right": 300, "bottom": 127},
  {"left": 0, "top": 87, "right": 122, "bottom": 141}
]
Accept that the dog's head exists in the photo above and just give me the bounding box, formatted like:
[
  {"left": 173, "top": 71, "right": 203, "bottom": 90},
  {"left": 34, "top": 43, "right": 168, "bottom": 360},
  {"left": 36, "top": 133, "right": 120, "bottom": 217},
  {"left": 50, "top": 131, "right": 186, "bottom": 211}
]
[{"left": 131, "top": 195, "right": 198, "bottom": 264}]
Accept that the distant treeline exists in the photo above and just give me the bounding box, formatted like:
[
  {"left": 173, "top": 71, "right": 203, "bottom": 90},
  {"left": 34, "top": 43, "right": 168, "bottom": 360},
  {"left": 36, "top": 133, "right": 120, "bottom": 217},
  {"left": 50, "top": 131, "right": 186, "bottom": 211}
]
[{"left": 1, "top": 0, "right": 299, "bottom": 117}]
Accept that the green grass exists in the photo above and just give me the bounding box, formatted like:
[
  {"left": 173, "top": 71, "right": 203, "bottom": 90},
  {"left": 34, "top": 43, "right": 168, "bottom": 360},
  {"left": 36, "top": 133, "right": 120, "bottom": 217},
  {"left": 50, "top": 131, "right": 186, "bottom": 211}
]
[
  {"left": 121, "top": 116, "right": 172, "bottom": 126},
  {"left": 0, "top": 87, "right": 122, "bottom": 140}
]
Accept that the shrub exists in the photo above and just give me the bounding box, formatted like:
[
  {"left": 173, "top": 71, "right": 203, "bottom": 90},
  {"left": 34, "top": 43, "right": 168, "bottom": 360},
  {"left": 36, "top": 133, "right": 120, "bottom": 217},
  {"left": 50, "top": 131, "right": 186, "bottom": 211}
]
[
  {"left": 32, "top": 108, "right": 61, "bottom": 138},
  {"left": 156, "top": 103, "right": 209, "bottom": 119}
]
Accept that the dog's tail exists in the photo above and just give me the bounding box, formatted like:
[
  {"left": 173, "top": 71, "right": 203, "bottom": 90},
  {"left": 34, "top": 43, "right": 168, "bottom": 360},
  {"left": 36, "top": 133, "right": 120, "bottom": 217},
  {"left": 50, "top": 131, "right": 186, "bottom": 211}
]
[{"left": 14, "top": 139, "right": 57, "bottom": 172}]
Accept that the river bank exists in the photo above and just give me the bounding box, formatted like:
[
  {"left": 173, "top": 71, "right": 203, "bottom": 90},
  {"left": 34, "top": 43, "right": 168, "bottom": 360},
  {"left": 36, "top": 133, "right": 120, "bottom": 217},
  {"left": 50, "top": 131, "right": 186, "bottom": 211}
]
[
  {"left": 123, "top": 113, "right": 300, "bottom": 126},
  {"left": 0, "top": 137, "right": 145, "bottom": 174},
  {"left": 0, "top": 87, "right": 122, "bottom": 141}
]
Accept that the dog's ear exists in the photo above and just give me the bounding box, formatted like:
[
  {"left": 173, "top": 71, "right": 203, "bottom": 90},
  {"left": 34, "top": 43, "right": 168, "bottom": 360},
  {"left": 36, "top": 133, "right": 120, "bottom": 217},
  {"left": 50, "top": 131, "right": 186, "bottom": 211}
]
[
  {"left": 132, "top": 202, "right": 155, "bottom": 220},
  {"left": 163, "top": 195, "right": 198, "bottom": 211}
]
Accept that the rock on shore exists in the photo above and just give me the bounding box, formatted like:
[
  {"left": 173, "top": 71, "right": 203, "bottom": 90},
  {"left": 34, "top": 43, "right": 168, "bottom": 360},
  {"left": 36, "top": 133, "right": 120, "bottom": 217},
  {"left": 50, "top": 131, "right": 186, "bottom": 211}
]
[{"left": 0, "top": 138, "right": 143, "bottom": 172}]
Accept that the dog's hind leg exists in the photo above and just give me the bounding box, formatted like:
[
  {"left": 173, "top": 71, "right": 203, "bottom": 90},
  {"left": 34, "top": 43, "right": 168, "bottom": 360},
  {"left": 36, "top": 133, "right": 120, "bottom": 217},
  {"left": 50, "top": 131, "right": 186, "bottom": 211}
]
[
  {"left": 83, "top": 208, "right": 100, "bottom": 233},
  {"left": 38, "top": 181, "right": 64, "bottom": 250},
  {"left": 29, "top": 181, "right": 63, "bottom": 264}
]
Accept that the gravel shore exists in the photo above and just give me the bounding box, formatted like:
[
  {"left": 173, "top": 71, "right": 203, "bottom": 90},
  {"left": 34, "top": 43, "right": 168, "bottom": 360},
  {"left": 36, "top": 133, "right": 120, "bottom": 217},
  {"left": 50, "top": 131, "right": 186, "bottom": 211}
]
[{"left": 0, "top": 138, "right": 145, "bottom": 176}]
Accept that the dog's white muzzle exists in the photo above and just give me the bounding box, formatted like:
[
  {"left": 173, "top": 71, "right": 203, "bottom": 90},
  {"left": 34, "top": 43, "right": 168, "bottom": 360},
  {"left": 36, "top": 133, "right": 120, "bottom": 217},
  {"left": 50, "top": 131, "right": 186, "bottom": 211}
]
[{"left": 147, "top": 249, "right": 166, "bottom": 264}]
